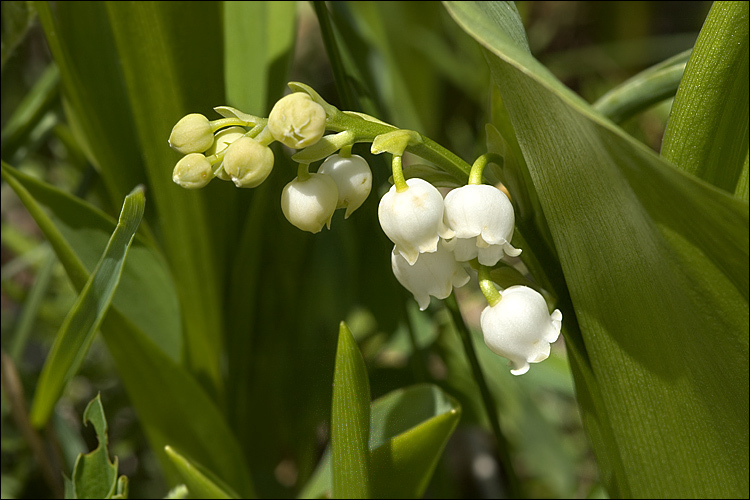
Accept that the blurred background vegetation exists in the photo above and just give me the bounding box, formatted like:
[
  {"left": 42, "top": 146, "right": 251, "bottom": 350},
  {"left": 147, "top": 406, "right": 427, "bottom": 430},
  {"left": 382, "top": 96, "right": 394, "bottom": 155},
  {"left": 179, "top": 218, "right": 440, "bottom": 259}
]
[{"left": 1, "top": 2, "right": 713, "bottom": 499}]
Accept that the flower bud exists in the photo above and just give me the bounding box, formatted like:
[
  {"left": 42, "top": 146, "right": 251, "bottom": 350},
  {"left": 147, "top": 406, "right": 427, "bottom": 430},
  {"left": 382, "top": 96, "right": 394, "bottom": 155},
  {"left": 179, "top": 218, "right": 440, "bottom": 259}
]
[
  {"left": 378, "top": 178, "right": 455, "bottom": 265},
  {"left": 281, "top": 173, "right": 338, "bottom": 233},
  {"left": 317, "top": 154, "right": 372, "bottom": 218},
  {"left": 391, "top": 241, "right": 469, "bottom": 310},
  {"left": 268, "top": 93, "right": 327, "bottom": 149},
  {"left": 172, "top": 153, "right": 213, "bottom": 189},
  {"left": 480, "top": 285, "right": 562, "bottom": 375},
  {"left": 223, "top": 136, "right": 275, "bottom": 188},
  {"left": 168, "top": 113, "right": 214, "bottom": 154},
  {"left": 206, "top": 126, "right": 246, "bottom": 181}
]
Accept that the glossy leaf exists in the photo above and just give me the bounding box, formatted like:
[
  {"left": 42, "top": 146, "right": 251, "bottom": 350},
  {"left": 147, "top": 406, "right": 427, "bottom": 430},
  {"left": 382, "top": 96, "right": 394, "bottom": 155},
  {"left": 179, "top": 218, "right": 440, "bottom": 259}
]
[
  {"left": 331, "top": 322, "right": 371, "bottom": 498},
  {"left": 30, "top": 185, "right": 145, "bottom": 427},
  {"left": 445, "top": 1, "right": 749, "bottom": 497},
  {"left": 164, "top": 446, "right": 239, "bottom": 500},
  {"left": 661, "top": 1, "right": 749, "bottom": 199}
]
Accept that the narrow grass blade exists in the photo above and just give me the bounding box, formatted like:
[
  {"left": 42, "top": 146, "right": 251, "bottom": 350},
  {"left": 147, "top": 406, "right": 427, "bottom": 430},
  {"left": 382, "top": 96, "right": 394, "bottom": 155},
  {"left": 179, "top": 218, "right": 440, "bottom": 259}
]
[{"left": 30, "top": 186, "right": 145, "bottom": 427}]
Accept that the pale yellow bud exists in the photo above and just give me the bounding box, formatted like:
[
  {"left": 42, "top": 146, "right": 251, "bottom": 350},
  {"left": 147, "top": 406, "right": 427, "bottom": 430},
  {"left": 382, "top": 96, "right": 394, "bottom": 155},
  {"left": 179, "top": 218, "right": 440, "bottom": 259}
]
[
  {"left": 206, "top": 126, "right": 247, "bottom": 181},
  {"left": 222, "top": 136, "right": 274, "bottom": 188},
  {"left": 172, "top": 153, "right": 213, "bottom": 189},
  {"left": 268, "top": 93, "right": 326, "bottom": 149},
  {"left": 168, "top": 113, "right": 214, "bottom": 154}
]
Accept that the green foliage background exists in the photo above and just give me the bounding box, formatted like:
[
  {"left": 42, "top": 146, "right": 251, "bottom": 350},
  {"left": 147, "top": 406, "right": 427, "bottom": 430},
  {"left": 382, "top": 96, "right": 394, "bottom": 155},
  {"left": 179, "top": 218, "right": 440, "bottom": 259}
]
[{"left": 1, "top": 1, "right": 747, "bottom": 499}]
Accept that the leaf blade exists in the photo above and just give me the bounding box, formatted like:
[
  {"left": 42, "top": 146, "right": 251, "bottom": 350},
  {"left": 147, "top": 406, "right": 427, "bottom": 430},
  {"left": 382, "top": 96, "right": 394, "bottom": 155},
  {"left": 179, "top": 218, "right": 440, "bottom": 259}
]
[
  {"left": 445, "top": 1, "right": 749, "bottom": 497},
  {"left": 331, "top": 322, "right": 371, "bottom": 498},
  {"left": 30, "top": 185, "right": 145, "bottom": 427}
]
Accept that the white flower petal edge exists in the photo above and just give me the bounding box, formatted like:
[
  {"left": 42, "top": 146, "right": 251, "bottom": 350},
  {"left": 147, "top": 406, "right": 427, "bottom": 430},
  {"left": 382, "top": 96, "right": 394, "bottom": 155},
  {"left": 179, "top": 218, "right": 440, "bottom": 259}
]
[
  {"left": 378, "top": 178, "right": 455, "bottom": 265},
  {"left": 281, "top": 173, "right": 339, "bottom": 233},
  {"left": 480, "top": 285, "right": 562, "bottom": 376},
  {"left": 443, "top": 184, "right": 520, "bottom": 266},
  {"left": 317, "top": 154, "right": 372, "bottom": 218},
  {"left": 391, "top": 242, "right": 470, "bottom": 310}
]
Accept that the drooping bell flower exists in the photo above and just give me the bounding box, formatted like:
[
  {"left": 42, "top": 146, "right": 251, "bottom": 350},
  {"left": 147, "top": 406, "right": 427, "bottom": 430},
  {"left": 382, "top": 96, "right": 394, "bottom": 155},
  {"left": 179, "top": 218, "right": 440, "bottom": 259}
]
[
  {"left": 317, "top": 153, "right": 372, "bottom": 218},
  {"left": 480, "top": 285, "right": 562, "bottom": 375},
  {"left": 443, "top": 184, "right": 521, "bottom": 266},
  {"left": 281, "top": 172, "right": 339, "bottom": 233},
  {"left": 378, "top": 178, "right": 454, "bottom": 265},
  {"left": 391, "top": 241, "right": 470, "bottom": 310}
]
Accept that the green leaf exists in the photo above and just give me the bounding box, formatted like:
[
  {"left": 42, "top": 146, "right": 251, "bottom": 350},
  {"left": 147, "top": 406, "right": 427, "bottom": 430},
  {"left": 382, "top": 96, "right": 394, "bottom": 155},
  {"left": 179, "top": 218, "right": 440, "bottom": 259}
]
[
  {"left": 299, "top": 384, "right": 461, "bottom": 499},
  {"left": 1, "top": 0, "right": 36, "bottom": 68},
  {"left": 445, "top": 1, "right": 749, "bottom": 497},
  {"left": 69, "top": 394, "right": 120, "bottom": 499},
  {"left": 223, "top": 1, "right": 297, "bottom": 114},
  {"left": 593, "top": 49, "right": 691, "bottom": 124},
  {"left": 33, "top": 1, "right": 148, "bottom": 210},
  {"left": 30, "top": 185, "right": 145, "bottom": 427},
  {"left": 369, "top": 384, "right": 461, "bottom": 499},
  {"left": 0, "top": 63, "right": 60, "bottom": 162},
  {"left": 164, "top": 446, "right": 239, "bottom": 500},
  {"left": 103, "top": 0, "right": 230, "bottom": 393},
  {"left": 661, "top": 1, "right": 749, "bottom": 199},
  {"left": 1, "top": 162, "right": 253, "bottom": 498},
  {"left": 331, "top": 322, "right": 371, "bottom": 498},
  {"left": 1, "top": 163, "right": 182, "bottom": 362}
]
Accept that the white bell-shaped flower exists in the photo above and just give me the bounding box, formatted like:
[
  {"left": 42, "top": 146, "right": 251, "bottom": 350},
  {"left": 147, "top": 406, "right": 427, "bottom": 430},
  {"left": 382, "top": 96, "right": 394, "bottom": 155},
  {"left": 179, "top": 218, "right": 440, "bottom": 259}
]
[
  {"left": 443, "top": 184, "right": 521, "bottom": 266},
  {"left": 317, "top": 154, "right": 372, "bottom": 218},
  {"left": 480, "top": 285, "right": 562, "bottom": 376},
  {"left": 378, "top": 178, "right": 455, "bottom": 265},
  {"left": 281, "top": 173, "right": 338, "bottom": 233},
  {"left": 391, "top": 241, "right": 470, "bottom": 310}
]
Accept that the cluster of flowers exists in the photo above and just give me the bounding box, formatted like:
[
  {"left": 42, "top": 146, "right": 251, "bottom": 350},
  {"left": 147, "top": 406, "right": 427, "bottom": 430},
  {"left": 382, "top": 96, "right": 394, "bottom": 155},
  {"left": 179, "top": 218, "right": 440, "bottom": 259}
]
[{"left": 168, "top": 87, "right": 561, "bottom": 375}]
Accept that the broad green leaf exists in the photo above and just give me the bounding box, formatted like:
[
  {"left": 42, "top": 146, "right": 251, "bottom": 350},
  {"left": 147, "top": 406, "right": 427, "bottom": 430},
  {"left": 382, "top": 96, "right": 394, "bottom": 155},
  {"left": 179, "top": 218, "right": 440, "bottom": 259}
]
[
  {"left": 661, "top": 1, "right": 749, "bottom": 199},
  {"left": 69, "top": 394, "right": 120, "bottom": 499},
  {"left": 331, "top": 322, "right": 371, "bottom": 498},
  {"left": 1, "top": 163, "right": 182, "bottom": 361},
  {"left": 30, "top": 185, "right": 145, "bottom": 427},
  {"left": 224, "top": 1, "right": 297, "bottom": 115},
  {"left": 164, "top": 446, "right": 239, "bottom": 500},
  {"left": 299, "top": 384, "right": 461, "bottom": 499},
  {"left": 593, "top": 49, "right": 691, "bottom": 124},
  {"left": 1, "top": 162, "right": 253, "bottom": 498},
  {"left": 445, "top": 1, "right": 749, "bottom": 498}
]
